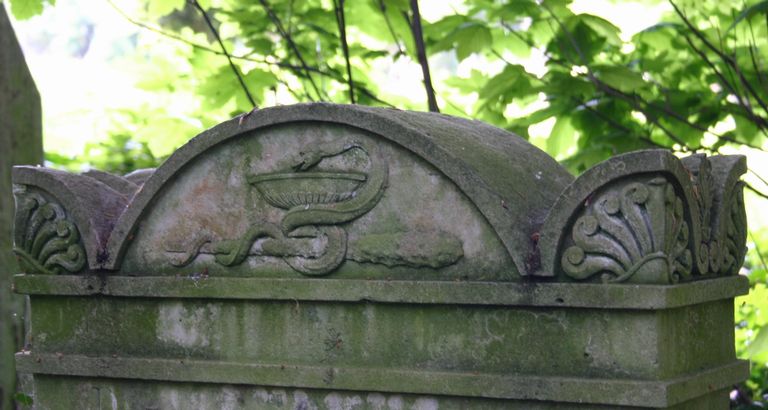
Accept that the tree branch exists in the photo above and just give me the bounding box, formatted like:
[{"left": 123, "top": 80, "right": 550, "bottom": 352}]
[
  {"left": 577, "top": 99, "right": 668, "bottom": 149},
  {"left": 682, "top": 32, "right": 768, "bottom": 135},
  {"left": 540, "top": 5, "right": 692, "bottom": 150},
  {"left": 258, "top": 0, "right": 324, "bottom": 100},
  {"left": 404, "top": 0, "right": 439, "bottom": 112},
  {"left": 107, "top": 1, "right": 389, "bottom": 105},
  {"left": 747, "top": 182, "right": 768, "bottom": 200},
  {"left": 500, "top": 18, "right": 763, "bottom": 152},
  {"left": 749, "top": 230, "right": 768, "bottom": 273},
  {"left": 189, "top": 0, "right": 257, "bottom": 108},
  {"left": 670, "top": 1, "right": 768, "bottom": 118},
  {"left": 377, "top": 0, "right": 405, "bottom": 55},
  {"left": 333, "top": 0, "right": 355, "bottom": 104}
]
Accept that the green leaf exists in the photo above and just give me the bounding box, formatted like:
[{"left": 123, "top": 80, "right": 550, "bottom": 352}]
[
  {"left": 246, "top": 38, "right": 274, "bottom": 55},
  {"left": 633, "top": 22, "right": 682, "bottom": 48},
  {"left": 593, "top": 65, "right": 646, "bottom": 92},
  {"left": 487, "top": 0, "right": 538, "bottom": 21},
  {"left": 454, "top": 23, "right": 493, "bottom": 61},
  {"left": 9, "top": 0, "right": 53, "bottom": 20},
  {"left": 577, "top": 14, "right": 621, "bottom": 46},
  {"left": 512, "top": 104, "right": 567, "bottom": 127},
  {"left": 478, "top": 64, "right": 534, "bottom": 103},
  {"left": 445, "top": 69, "right": 488, "bottom": 93},
  {"left": 747, "top": 326, "right": 768, "bottom": 363},
  {"left": 147, "top": 0, "right": 185, "bottom": 19},
  {"left": 547, "top": 116, "right": 577, "bottom": 157},
  {"left": 426, "top": 15, "right": 468, "bottom": 48},
  {"left": 360, "top": 49, "right": 389, "bottom": 59},
  {"left": 44, "top": 151, "right": 80, "bottom": 169},
  {"left": 198, "top": 66, "right": 240, "bottom": 109},
  {"left": 734, "top": 114, "right": 761, "bottom": 143},
  {"left": 728, "top": 0, "right": 768, "bottom": 32},
  {"left": 493, "top": 29, "right": 531, "bottom": 58}
]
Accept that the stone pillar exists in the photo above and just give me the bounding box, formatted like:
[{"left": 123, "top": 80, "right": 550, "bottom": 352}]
[{"left": 0, "top": 4, "right": 43, "bottom": 409}]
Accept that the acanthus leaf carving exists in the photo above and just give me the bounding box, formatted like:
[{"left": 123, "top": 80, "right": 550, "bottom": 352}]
[
  {"left": 13, "top": 189, "right": 86, "bottom": 275},
  {"left": 721, "top": 181, "right": 747, "bottom": 275},
  {"left": 561, "top": 177, "right": 692, "bottom": 284},
  {"left": 683, "top": 155, "right": 747, "bottom": 277},
  {"left": 555, "top": 153, "right": 747, "bottom": 284}
]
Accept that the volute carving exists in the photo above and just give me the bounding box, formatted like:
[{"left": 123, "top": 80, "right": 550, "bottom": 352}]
[
  {"left": 12, "top": 189, "right": 86, "bottom": 275},
  {"left": 547, "top": 152, "right": 747, "bottom": 284},
  {"left": 561, "top": 177, "right": 692, "bottom": 284},
  {"left": 720, "top": 181, "right": 747, "bottom": 275}
]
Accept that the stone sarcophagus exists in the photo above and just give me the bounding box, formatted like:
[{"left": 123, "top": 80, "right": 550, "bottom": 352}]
[{"left": 12, "top": 103, "right": 749, "bottom": 409}]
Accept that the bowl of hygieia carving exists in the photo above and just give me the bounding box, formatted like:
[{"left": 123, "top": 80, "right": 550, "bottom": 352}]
[{"left": 248, "top": 171, "right": 367, "bottom": 210}]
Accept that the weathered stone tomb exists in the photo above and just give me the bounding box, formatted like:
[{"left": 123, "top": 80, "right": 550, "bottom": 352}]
[{"left": 12, "top": 103, "right": 749, "bottom": 408}]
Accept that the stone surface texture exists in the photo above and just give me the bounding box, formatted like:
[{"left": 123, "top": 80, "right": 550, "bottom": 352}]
[
  {"left": 0, "top": 4, "right": 43, "bottom": 409},
  {"left": 10, "top": 103, "right": 750, "bottom": 409}
]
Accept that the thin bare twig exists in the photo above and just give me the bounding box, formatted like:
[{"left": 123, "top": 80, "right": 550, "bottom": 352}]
[
  {"left": 106, "top": 1, "right": 399, "bottom": 106},
  {"left": 404, "top": 0, "right": 439, "bottom": 112},
  {"left": 670, "top": 1, "right": 768, "bottom": 118},
  {"left": 276, "top": 77, "right": 305, "bottom": 101},
  {"left": 747, "top": 182, "right": 768, "bottom": 200},
  {"left": 683, "top": 33, "right": 764, "bottom": 127},
  {"left": 333, "top": 0, "right": 355, "bottom": 104},
  {"left": 258, "top": 0, "right": 324, "bottom": 100},
  {"left": 499, "top": 18, "right": 764, "bottom": 152},
  {"left": 189, "top": 0, "right": 256, "bottom": 107},
  {"left": 746, "top": 15, "right": 767, "bottom": 90},
  {"left": 578, "top": 99, "right": 668, "bottom": 149},
  {"left": 748, "top": 167, "right": 768, "bottom": 188},
  {"left": 540, "top": 4, "right": 691, "bottom": 150},
  {"left": 749, "top": 231, "right": 768, "bottom": 273},
  {"left": 316, "top": 62, "right": 396, "bottom": 107},
  {"left": 377, "top": 0, "right": 405, "bottom": 55}
]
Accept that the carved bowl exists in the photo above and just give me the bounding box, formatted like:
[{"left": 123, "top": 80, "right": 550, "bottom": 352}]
[{"left": 248, "top": 171, "right": 367, "bottom": 209}]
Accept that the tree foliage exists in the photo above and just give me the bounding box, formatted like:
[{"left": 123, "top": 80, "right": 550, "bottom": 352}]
[{"left": 10, "top": 0, "right": 768, "bottom": 403}]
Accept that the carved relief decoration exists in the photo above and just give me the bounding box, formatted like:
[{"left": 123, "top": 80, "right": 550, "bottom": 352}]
[
  {"left": 12, "top": 189, "right": 86, "bottom": 275},
  {"left": 556, "top": 154, "right": 747, "bottom": 284},
  {"left": 166, "top": 138, "right": 464, "bottom": 276},
  {"left": 684, "top": 156, "right": 747, "bottom": 277},
  {"left": 720, "top": 181, "right": 747, "bottom": 275},
  {"left": 561, "top": 177, "right": 692, "bottom": 284}
]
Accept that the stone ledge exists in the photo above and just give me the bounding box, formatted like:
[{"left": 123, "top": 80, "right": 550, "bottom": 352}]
[
  {"left": 14, "top": 274, "right": 748, "bottom": 310},
  {"left": 15, "top": 353, "right": 748, "bottom": 408}
]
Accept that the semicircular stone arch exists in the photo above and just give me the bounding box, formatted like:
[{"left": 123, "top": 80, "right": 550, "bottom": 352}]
[{"left": 105, "top": 103, "right": 574, "bottom": 280}]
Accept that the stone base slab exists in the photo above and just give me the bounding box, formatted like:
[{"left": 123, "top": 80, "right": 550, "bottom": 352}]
[{"left": 17, "top": 354, "right": 747, "bottom": 409}]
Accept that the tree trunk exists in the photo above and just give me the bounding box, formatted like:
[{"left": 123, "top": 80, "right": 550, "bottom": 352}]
[{"left": 0, "top": 5, "right": 43, "bottom": 409}]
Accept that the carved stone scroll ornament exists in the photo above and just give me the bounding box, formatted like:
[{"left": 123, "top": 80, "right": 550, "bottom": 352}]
[
  {"left": 687, "top": 155, "right": 748, "bottom": 277},
  {"left": 12, "top": 189, "right": 86, "bottom": 275},
  {"left": 720, "top": 181, "right": 747, "bottom": 275},
  {"left": 561, "top": 177, "right": 693, "bottom": 284}
]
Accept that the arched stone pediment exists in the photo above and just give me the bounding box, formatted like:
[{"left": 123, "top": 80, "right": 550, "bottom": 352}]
[
  {"left": 12, "top": 104, "right": 746, "bottom": 284},
  {"left": 14, "top": 104, "right": 573, "bottom": 279}
]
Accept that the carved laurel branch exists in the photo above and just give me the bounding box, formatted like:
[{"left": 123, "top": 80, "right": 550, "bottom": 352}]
[
  {"left": 13, "top": 190, "right": 86, "bottom": 275},
  {"left": 551, "top": 153, "right": 746, "bottom": 284}
]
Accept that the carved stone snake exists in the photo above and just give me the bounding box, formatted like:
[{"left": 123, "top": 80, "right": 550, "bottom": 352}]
[{"left": 171, "top": 138, "right": 388, "bottom": 276}]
